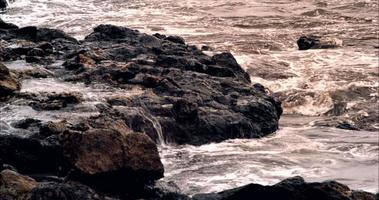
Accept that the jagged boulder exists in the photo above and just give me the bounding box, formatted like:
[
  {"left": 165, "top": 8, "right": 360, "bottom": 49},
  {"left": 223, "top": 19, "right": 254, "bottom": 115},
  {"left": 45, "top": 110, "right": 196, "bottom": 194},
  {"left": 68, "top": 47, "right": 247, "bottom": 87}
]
[
  {"left": 61, "top": 117, "right": 164, "bottom": 194},
  {"left": 59, "top": 24, "right": 282, "bottom": 145}
]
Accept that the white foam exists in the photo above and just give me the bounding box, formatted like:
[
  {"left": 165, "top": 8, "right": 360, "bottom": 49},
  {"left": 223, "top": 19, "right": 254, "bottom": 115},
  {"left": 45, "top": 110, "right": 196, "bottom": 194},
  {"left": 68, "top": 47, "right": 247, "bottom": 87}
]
[{"left": 160, "top": 126, "right": 379, "bottom": 194}]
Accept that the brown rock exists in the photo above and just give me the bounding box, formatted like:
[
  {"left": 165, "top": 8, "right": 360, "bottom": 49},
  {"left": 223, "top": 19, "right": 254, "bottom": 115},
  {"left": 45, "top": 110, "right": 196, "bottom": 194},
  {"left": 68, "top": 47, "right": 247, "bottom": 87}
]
[
  {"left": 0, "top": 170, "right": 38, "bottom": 198},
  {"left": 0, "top": 63, "right": 20, "bottom": 98},
  {"left": 64, "top": 54, "right": 96, "bottom": 70},
  {"left": 123, "top": 132, "right": 164, "bottom": 174},
  {"left": 61, "top": 117, "right": 164, "bottom": 193},
  {"left": 39, "top": 120, "right": 67, "bottom": 137},
  {"left": 63, "top": 128, "right": 125, "bottom": 175}
]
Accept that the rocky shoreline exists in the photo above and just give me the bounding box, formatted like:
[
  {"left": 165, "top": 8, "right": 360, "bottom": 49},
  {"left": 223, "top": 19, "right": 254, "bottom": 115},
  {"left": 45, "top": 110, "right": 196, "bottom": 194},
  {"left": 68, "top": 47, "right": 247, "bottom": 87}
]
[{"left": 0, "top": 18, "right": 376, "bottom": 200}]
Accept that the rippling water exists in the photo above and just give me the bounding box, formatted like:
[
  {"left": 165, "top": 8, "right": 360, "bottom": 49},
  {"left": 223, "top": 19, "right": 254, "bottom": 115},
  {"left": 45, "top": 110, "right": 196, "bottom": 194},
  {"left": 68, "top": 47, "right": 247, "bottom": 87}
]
[{"left": 1, "top": 0, "right": 378, "bottom": 195}]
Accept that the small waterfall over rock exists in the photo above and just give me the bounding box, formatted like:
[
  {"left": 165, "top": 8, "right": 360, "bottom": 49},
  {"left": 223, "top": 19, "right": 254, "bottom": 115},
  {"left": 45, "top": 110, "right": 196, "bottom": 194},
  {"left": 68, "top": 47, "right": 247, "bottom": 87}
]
[
  {"left": 139, "top": 109, "right": 166, "bottom": 146},
  {"left": 128, "top": 106, "right": 166, "bottom": 146}
]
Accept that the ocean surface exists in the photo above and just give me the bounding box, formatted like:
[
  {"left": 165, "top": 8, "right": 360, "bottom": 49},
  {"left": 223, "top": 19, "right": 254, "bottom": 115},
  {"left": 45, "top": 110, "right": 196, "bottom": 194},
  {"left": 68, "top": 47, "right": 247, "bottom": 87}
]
[{"left": 1, "top": 0, "right": 378, "bottom": 195}]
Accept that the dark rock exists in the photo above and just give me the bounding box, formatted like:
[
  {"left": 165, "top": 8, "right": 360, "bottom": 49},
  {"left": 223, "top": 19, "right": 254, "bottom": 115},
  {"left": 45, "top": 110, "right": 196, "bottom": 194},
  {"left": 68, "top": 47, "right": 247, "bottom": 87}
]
[
  {"left": 201, "top": 45, "right": 213, "bottom": 51},
  {"left": 193, "top": 176, "right": 374, "bottom": 200},
  {"left": 29, "top": 92, "right": 83, "bottom": 111},
  {"left": 141, "top": 180, "right": 191, "bottom": 200},
  {"left": 37, "top": 42, "right": 54, "bottom": 53},
  {"left": 336, "top": 122, "right": 359, "bottom": 130},
  {"left": 28, "top": 182, "right": 102, "bottom": 200},
  {"left": 153, "top": 33, "right": 166, "bottom": 39},
  {"left": 351, "top": 191, "right": 377, "bottom": 200},
  {"left": 0, "top": 19, "right": 18, "bottom": 30},
  {"left": 0, "top": 134, "right": 63, "bottom": 174},
  {"left": 25, "top": 56, "right": 43, "bottom": 63},
  {"left": 297, "top": 35, "right": 319, "bottom": 50},
  {"left": 172, "top": 99, "right": 199, "bottom": 123},
  {"left": 165, "top": 35, "right": 186, "bottom": 45},
  {"left": 17, "top": 68, "right": 53, "bottom": 79},
  {"left": 1, "top": 23, "right": 282, "bottom": 146},
  {"left": 30, "top": 99, "right": 65, "bottom": 110},
  {"left": 0, "top": 63, "right": 21, "bottom": 98},
  {"left": 61, "top": 117, "right": 164, "bottom": 194},
  {"left": 0, "top": 169, "right": 38, "bottom": 199},
  {"left": 297, "top": 35, "right": 342, "bottom": 50},
  {"left": 0, "top": 0, "right": 7, "bottom": 10},
  {"left": 212, "top": 52, "right": 251, "bottom": 83},
  {"left": 27, "top": 48, "right": 45, "bottom": 57},
  {"left": 39, "top": 120, "right": 68, "bottom": 137},
  {"left": 63, "top": 54, "right": 96, "bottom": 70},
  {"left": 253, "top": 83, "right": 267, "bottom": 94},
  {"left": 11, "top": 118, "right": 42, "bottom": 130},
  {"left": 13, "top": 27, "right": 78, "bottom": 43},
  {"left": 84, "top": 24, "right": 139, "bottom": 42}
]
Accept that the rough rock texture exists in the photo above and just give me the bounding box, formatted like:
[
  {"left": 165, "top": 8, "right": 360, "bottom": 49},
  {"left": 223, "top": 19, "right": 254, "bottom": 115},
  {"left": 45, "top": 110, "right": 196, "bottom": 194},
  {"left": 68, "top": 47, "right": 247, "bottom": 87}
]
[
  {"left": 27, "top": 182, "right": 102, "bottom": 200},
  {"left": 0, "top": 134, "right": 63, "bottom": 174},
  {"left": 0, "top": 22, "right": 282, "bottom": 145},
  {"left": 27, "top": 92, "right": 83, "bottom": 111},
  {"left": 0, "top": 19, "right": 369, "bottom": 200},
  {"left": 0, "top": 170, "right": 38, "bottom": 199},
  {"left": 64, "top": 24, "right": 281, "bottom": 145},
  {"left": 61, "top": 117, "right": 164, "bottom": 193},
  {"left": 0, "top": 63, "right": 20, "bottom": 98},
  {"left": 297, "top": 35, "right": 343, "bottom": 50},
  {"left": 193, "top": 176, "right": 376, "bottom": 200}
]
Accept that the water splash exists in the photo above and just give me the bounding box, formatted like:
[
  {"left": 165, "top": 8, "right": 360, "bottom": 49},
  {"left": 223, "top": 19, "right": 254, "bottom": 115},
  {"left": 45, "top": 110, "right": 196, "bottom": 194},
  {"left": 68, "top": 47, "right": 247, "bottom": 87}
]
[
  {"left": 160, "top": 123, "right": 379, "bottom": 195},
  {"left": 134, "top": 105, "right": 166, "bottom": 146}
]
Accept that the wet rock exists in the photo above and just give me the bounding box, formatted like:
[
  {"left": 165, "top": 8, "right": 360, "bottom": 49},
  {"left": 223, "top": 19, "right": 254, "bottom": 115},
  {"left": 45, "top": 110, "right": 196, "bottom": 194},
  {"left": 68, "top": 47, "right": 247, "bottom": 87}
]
[
  {"left": 27, "top": 48, "right": 45, "bottom": 57},
  {"left": 144, "top": 182, "right": 191, "bottom": 200},
  {"left": 0, "top": 170, "right": 38, "bottom": 199},
  {"left": 25, "top": 56, "right": 43, "bottom": 64},
  {"left": 0, "top": 63, "right": 21, "bottom": 98},
  {"left": 297, "top": 35, "right": 343, "bottom": 50},
  {"left": 201, "top": 45, "right": 213, "bottom": 51},
  {"left": 28, "top": 182, "right": 102, "bottom": 200},
  {"left": 13, "top": 27, "right": 78, "bottom": 43},
  {"left": 165, "top": 35, "right": 186, "bottom": 45},
  {"left": 1, "top": 22, "right": 282, "bottom": 146},
  {"left": 37, "top": 42, "right": 54, "bottom": 54},
  {"left": 0, "top": 19, "right": 18, "bottom": 30},
  {"left": 0, "top": 0, "right": 7, "bottom": 10},
  {"left": 172, "top": 99, "right": 199, "bottom": 123},
  {"left": 0, "top": 134, "right": 63, "bottom": 174},
  {"left": 336, "top": 122, "right": 359, "bottom": 131},
  {"left": 29, "top": 92, "right": 83, "bottom": 111},
  {"left": 116, "top": 107, "right": 164, "bottom": 142},
  {"left": 84, "top": 24, "right": 140, "bottom": 42},
  {"left": 39, "top": 120, "right": 68, "bottom": 137},
  {"left": 11, "top": 118, "right": 42, "bottom": 130},
  {"left": 211, "top": 52, "right": 251, "bottom": 83},
  {"left": 193, "top": 176, "right": 375, "bottom": 200},
  {"left": 351, "top": 191, "right": 377, "bottom": 200},
  {"left": 30, "top": 99, "right": 66, "bottom": 110},
  {"left": 61, "top": 117, "right": 164, "bottom": 194},
  {"left": 63, "top": 54, "right": 96, "bottom": 70},
  {"left": 17, "top": 68, "right": 53, "bottom": 79},
  {"left": 0, "top": 120, "right": 11, "bottom": 134}
]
